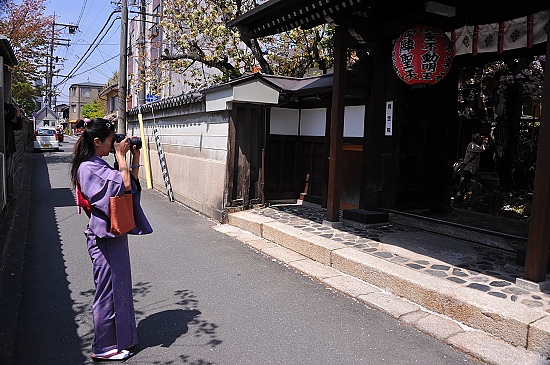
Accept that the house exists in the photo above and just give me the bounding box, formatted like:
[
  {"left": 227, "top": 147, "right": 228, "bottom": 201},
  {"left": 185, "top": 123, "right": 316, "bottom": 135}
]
[
  {"left": 68, "top": 82, "right": 103, "bottom": 124},
  {"left": 227, "top": 0, "right": 550, "bottom": 284},
  {"left": 34, "top": 106, "right": 60, "bottom": 129},
  {"left": 125, "top": 71, "right": 367, "bottom": 221},
  {"left": 98, "top": 84, "right": 118, "bottom": 121}
]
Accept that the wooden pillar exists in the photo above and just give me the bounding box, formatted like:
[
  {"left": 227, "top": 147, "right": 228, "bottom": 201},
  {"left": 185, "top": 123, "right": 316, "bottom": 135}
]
[
  {"left": 326, "top": 26, "right": 347, "bottom": 222},
  {"left": 524, "top": 38, "right": 550, "bottom": 282},
  {"left": 360, "top": 44, "right": 387, "bottom": 210}
]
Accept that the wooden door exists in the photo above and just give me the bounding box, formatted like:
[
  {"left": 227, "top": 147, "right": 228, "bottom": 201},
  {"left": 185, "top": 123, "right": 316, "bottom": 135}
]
[{"left": 225, "top": 104, "right": 265, "bottom": 208}]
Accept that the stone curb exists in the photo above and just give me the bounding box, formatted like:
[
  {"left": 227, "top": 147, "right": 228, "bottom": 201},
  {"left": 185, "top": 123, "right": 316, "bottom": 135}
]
[{"left": 221, "top": 210, "right": 550, "bottom": 363}]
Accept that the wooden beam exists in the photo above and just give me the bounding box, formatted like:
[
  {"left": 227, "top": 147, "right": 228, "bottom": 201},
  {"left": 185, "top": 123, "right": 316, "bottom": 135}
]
[
  {"left": 524, "top": 38, "right": 550, "bottom": 282},
  {"left": 326, "top": 26, "right": 347, "bottom": 222}
]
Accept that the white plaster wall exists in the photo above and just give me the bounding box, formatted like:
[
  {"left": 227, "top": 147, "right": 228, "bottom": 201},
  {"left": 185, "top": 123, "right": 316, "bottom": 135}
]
[
  {"left": 270, "top": 108, "right": 299, "bottom": 135},
  {"left": 128, "top": 110, "right": 228, "bottom": 221},
  {"left": 344, "top": 105, "right": 365, "bottom": 137}
]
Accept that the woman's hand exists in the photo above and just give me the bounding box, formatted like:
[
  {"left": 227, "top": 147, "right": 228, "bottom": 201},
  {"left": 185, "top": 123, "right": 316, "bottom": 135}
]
[
  {"left": 130, "top": 138, "right": 141, "bottom": 179},
  {"left": 113, "top": 136, "right": 130, "bottom": 155},
  {"left": 113, "top": 136, "right": 132, "bottom": 191},
  {"left": 131, "top": 141, "right": 140, "bottom": 159}
]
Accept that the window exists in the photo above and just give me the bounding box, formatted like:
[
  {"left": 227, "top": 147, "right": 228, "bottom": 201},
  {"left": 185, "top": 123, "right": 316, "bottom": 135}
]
[
  {"left": 71, "top": 104, "right": 76, "bottom": 113},
  {"left": 82, "top": 87, "right": 91, "bottom": 97},
  {"left": 37, "top": 128, "right": 55, "bottom": 136},
  {"left": 110, "top": 96, "right": 118, "bottom": 112}
]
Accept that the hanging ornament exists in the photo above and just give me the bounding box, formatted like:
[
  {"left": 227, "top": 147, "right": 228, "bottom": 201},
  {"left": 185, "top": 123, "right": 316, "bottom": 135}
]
[{"left": 392, "top": 25, "right": 455, "bottom": 86}]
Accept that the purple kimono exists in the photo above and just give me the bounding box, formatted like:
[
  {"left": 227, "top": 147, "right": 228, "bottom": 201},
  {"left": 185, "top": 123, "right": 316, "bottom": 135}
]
[{"left": 77, "top": 156, "right": 152, "bottom": 354}]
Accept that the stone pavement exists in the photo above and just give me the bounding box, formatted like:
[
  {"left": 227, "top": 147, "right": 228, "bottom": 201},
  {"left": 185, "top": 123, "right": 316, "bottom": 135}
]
[{"left": 216, "top": 203, "right": 550, "bottom": 365}]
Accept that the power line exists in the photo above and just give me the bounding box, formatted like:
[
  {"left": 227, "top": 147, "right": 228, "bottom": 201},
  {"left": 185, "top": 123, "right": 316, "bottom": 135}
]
[
  {"left": 76, "top": 0, "right": 87, "bottom": 27},
  {"left": 55, "top": 10, "right": 120, "bottom": 88},
  {"left": 73, "top": 54, "right": 118, "bottom": 77}
]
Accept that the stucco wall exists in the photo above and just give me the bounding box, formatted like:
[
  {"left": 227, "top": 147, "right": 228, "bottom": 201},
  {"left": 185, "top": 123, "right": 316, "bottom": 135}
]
[{"left": 128, "top": 102, "right": 229, "bottom": 221}]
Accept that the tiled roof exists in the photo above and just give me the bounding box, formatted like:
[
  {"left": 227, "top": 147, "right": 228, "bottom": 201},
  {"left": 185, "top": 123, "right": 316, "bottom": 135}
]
[
  {"left": 127, "top": 91, "right": 203, "bottom": 115},
  {"left": 0, "top": 35, "right": 17, "bottom": 66}
]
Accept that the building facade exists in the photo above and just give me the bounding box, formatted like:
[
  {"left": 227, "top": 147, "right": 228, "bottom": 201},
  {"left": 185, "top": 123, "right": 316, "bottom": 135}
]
[
  {"left": 98, "top": 84, "right": 118, "bottom": 121},
  {"left": 68, "top": 82, "right": 103, "bottom": 122}
]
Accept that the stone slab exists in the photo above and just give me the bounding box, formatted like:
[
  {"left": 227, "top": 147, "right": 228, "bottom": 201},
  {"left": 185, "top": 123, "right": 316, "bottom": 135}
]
[
  {"left": 527, "top": 316, "right": 550, "bottom": 358},
  {"left": 262, "top": 246, "right": 307, "bottom": 263},
  {"left": 516, "top": 278, "right": 550, "bottom": 292},
  {"left": 227, "top": 211, "right": 274, "bottom": 237},
  {"left": 357, "top": 292, "right": 421, "bottom": 319},
  {"left": 415, "top": 313, "right": 464, "bottom": 340},
  {"left": 447, "top": 331, "right": 549, "bottom": 365},
  {"left": 262, "top": 221, "right": 345, "bottom": 266},
  {"left": 342, "top": 209, "right": 389, "bottom": 224},
  {"left": 244, "top": 238, "right": 279, "bottom": 252},
  {"left": 289, "top": 258, "right": 343, "bottom": 280},
  {"left": 331, "top": 247, "right": 542, "bottom": 347},
  {"left": 322, "top": 275, "right": 380, "bottom": 298}
]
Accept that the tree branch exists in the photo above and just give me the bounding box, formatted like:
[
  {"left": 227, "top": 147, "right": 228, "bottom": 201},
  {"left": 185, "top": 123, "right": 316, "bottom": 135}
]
[
  {"left": 239, "top": 31, "right": 273, "bottom": 75},
  {"left": 161, "top": 50, "right": 241, "bottom": 78}
]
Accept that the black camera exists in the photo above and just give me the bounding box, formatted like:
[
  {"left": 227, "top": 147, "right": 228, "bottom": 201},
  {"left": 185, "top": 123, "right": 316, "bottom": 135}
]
[{"left": 114, "top": 133, "right": 142, "bottom": 150}]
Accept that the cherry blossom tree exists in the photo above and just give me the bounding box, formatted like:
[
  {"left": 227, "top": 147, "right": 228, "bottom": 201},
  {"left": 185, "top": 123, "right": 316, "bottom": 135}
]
[
  {"left": 0, "top": 0, "right": 53, "bottom": 113},
  {"left": 140, "top": 0, "right": 333, "bottom": 92}
]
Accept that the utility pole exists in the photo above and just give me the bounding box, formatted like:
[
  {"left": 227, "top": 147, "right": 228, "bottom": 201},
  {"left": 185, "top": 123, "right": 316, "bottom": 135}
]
[
  {"left": 47, "top": 16, "right": 55, "bottom": 109},
  {"left": 138, "top": 0, "right": 146, "bottom": 106},
  {"left": 46, "top": 12, "right": 76, "bottom": 109},
  {"left": 118, "top": 0, "right": 129, "bottom": 133}
]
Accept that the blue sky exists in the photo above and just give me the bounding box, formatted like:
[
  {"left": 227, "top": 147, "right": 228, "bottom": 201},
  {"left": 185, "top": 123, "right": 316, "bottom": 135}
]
[{"left": 44, "top": 0, "right": 125, "bottom": 105}]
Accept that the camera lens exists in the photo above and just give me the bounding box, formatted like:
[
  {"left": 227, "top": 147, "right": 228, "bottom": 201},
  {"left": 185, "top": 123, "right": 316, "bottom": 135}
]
[
  {"left": 130, "top": 137, "right": 142, "bottom": 150},
  {"left": 111, "top": 134, "right": 142, "bottom": 150}
]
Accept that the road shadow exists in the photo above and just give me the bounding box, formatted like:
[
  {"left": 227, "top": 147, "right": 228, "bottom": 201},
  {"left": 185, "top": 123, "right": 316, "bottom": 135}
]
[
  {"left": 135, "top": 288, "right": 222, "bottom": 352},
  {"left": 11, "top": 152, "right": 87, "bottom": 364},
  {"left": 137, "top": 308, "right": 202, "bottom": 349}
]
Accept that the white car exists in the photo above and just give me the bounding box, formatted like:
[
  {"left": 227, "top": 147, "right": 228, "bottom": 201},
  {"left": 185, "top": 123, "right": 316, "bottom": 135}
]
[{"left": 33, "top": 127, "right": 60, "bottom": 151}]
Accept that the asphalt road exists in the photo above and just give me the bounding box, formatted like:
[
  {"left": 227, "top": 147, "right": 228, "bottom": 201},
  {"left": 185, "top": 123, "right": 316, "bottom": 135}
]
[{"left": 12, "top": 136, "right": 481, "bottom": 364}]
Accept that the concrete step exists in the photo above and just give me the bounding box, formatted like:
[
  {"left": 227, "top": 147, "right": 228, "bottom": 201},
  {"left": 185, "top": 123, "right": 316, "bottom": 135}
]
[
  {"left": 224, "top": 209, "right": 550, "bottom": 363},
  {"left": 383, "top": 209, "right": 527, "bottom": 254}
]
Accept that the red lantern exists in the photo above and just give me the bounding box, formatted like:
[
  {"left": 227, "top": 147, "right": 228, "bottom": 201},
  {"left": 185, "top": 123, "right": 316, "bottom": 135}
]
[{"left": 392, "top": 25, "right": 454, "bottom": 86}]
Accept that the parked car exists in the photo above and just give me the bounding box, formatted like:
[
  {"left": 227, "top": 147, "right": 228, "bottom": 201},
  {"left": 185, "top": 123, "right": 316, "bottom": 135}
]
[{"left": 33, "top": 127, "right": 60, "bottom": 152}]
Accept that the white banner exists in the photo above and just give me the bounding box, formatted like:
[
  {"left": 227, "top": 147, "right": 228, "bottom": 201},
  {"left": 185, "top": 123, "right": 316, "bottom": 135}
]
[
  {"left": 477, "top": 23, "right": 499, "bottom": 53},
  {"left": 503, "top": 17, "right": 527, "bottom": 51},
  {"left": 453, "top": 26, "right": 474, "bottom": 56},
  {"left": 533, "top": 9, "right": 549, "bottom": 45}
]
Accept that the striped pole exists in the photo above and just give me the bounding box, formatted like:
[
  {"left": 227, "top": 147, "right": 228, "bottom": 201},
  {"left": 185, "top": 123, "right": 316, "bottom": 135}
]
[{"left": 153, "top": 126, "right": 174, "bottom": 202}]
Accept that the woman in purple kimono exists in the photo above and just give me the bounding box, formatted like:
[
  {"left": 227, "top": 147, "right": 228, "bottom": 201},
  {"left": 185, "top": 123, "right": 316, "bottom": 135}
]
[{"left": 70, "top": 118, "right": 152, "bottom": 361}]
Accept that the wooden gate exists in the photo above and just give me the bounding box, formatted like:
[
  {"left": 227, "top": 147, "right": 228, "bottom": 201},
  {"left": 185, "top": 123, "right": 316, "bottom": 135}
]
[{"left": 225, "top": 104, "right": 265, "bottom": 208}]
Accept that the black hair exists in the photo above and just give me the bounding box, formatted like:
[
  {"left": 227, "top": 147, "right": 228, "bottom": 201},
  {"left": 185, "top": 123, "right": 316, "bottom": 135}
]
[{"left": 70, "top": 118, "right": 116, "bottom": 187}]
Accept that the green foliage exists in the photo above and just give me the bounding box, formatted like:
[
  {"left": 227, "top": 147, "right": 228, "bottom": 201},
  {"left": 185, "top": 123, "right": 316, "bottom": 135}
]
[
  {"left": 81, "top": 98, "right": 107, "bottom": 119},
  {"left": 12, "top": 81, "right": 37, "bottom": 115}
]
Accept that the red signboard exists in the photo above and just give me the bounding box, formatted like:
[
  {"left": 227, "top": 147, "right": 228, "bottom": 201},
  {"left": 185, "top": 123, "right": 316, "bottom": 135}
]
[{"left": 392, "top": 25, "right": 455, "bottom": 86}]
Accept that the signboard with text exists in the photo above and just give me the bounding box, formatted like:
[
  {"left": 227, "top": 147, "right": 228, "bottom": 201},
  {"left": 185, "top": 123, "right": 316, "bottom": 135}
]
[{"left": 385, "top": 101, "right": 393, "bottom": 136}]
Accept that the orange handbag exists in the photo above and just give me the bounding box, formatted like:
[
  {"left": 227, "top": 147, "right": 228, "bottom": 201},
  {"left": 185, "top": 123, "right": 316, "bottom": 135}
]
[{"left": 109, "top": 192, "right": 136, "bottom": 235}]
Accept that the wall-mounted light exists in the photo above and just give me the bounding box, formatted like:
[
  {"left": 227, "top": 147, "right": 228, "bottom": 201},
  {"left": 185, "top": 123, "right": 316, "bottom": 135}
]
[{"left": 425, "top": 1, "right": 456, "bottom": 17}]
